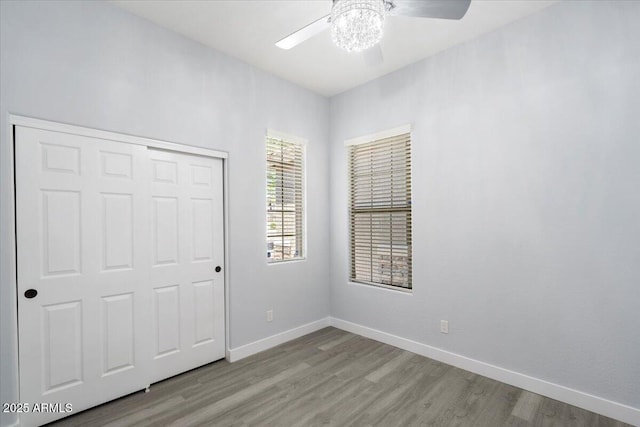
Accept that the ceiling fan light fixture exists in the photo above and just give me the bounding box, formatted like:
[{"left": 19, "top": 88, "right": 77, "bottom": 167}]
[{"left": 331, "top": 0, "right": 386, "bottom": 53}]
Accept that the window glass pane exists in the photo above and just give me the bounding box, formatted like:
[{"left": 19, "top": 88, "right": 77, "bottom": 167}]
[
  {"left": 349, "top": 133, "right": 412, "bottom": 289},
  {"left": 266, "top": 136, "right": 305, "bottom": 263}
]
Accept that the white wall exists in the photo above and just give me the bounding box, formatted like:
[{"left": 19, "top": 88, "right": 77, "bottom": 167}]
[
  {"left": 0, "top": 2, "right": 330, "bottom": 426},
  {"left": 330, "top": 0, "right": 640, "bottom": 412}
]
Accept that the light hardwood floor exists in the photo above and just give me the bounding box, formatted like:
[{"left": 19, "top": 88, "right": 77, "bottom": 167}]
[{"left": 51, "top": 327, "right": 631, "bottom": 427}]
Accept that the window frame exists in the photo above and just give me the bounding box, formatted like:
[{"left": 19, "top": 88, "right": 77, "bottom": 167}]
[
  {"left": 265, "top": 129, "right": 307, "bottom": 264},
  {"left": 346, "top": 125, "right": 413, "bottom": 292}
]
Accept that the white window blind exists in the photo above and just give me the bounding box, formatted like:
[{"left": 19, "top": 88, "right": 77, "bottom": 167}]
[
  {"left": 349, "top": 132, "right": 412, "bottom": 289},
  {"left": 266, "top": 136, "right": 305, "bottom": 262}
]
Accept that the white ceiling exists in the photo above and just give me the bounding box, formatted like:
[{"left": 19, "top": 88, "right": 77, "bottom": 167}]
[{"left": 111, "top": 0, "right": 557, "bottom": 97}]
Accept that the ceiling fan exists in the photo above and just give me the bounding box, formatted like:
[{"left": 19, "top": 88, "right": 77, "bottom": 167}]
[{"left": 276, "top": 0, "right": 472, "bottom": 64}]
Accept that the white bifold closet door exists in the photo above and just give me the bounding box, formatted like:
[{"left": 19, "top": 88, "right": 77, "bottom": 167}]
[{"left": 15, "top": 126, "right": 225, "bottom": 427}]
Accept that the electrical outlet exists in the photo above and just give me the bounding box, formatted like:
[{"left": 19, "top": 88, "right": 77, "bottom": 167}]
[
  {"left": 266, "top": 310, "right": 273, "bottom": 322},
  {"left": 440, "top": 320, "right": 449, "bottom": 334}
]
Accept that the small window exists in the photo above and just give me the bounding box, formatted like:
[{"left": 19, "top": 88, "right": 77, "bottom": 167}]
[
  {"left": 266, "top": 134, "right": 305, "bottom": 262},
  {"left": 348, "top": 130, "right": 412, "bottom": 289}
]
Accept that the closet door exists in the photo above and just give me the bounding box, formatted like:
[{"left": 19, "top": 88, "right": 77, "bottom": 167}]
[
  {"left": 15, "top": 127, "right": 151, "bottom": 427},
  {"left": 15, "top": 126, "right": 226, "bottom": 426},
  {"left": 148, "top": 148, "right": 225, "bottom": 382}
]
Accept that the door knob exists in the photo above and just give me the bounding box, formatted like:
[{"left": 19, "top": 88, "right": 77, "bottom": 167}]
[
  {"left": 215, "top": 266, "right": 222, "bottom": 273},
  {"left": 24, "top": 289, "right": 38, "bottom": 299}
]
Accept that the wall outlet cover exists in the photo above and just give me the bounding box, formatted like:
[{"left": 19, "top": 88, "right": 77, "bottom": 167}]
[{"left": 440, "top": 320, "right": 449, "bottom": 334}]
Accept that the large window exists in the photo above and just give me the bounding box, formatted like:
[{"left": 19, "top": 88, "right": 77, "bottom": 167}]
[
  {"left": 266, "top": 134, "right": 305, "bottom": 263},
  {"left": 348, "top": 129, "right": 412, "bottom": 289}
]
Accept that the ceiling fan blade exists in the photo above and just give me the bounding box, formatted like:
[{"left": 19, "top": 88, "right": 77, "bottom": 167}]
[
  {"left": 363, "top": 44, "right": 384, "bottom": 66},
  {"left": 275, "top": 14, "right": 331, "bottom": 50},
  {"left": 388, "top": 0, "right": 471, "bottom": 20}
]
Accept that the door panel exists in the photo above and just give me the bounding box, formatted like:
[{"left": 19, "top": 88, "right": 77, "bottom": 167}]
[
  {"left": 42, "top": 190, "right": 82, "bottom": 276},
  {"left": 16, "top": 127, "right": 151, "bottom": 426},
  {"left": 101, "top": 193, "right": 134, "bottom": 270},
  {"left": 148, "top": 149, "right": 225, "bottom": 382},
  {"left": 192, "top": 199, "right": 214, "bottom": 261},
  {"left": 101, "top": 293, "right": 135, "bottom": 375},
  {"left": 42, "top": 300, "right": 83, "bottom": 392},
  {"left": 152, "top": 196, "right": 180, "bottom": 265},
  {"left": 193, "top": 279, "right": 216, "bottom": 345},
  {"left": 100, "top": 150, "right": 133, "bottom": 179},
  {"left": 153, "top": 284, "right": 181, "bottom": 358}
]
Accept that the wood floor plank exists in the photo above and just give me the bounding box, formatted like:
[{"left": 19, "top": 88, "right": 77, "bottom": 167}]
[
  {"left": 237, "top": 351, "right": 365, "bottom": 425},
  {"left": 470, "top": 381, "right": 522, "bottom": 427},
  {"left": 167, "top": 362, "right": 310, "bottom": 426},
  {"left": 364, "top": 350, "right": 415, "bottom": 383},
  {"left": 412, "top": 367, "right": 485, "bottom": 426},
  {"left": 446, "top": 374, "right": 502, "bottom": 427},
  {"left": 333, "top": 339, "right": 400, "bottom": 380},
  {"left": 317, "top": 332, "right": 355, "bottom": 351},
  {"left": 268, "top": 376, "right": 372, "bottom": 426},
  {"left": 50, "top": 327, "right": 633, "bottom": 427},
  {"left": 101, "top": 396, "right": 186, "bottom": 427},
  {"left": 512, "top": 390, "right": 544, "bottom": 422}
]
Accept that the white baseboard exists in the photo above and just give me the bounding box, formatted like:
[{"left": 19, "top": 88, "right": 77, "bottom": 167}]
[
  {"left": 329, "top": 317, "right": 640, "bottom": 427},
  {"left": 228, "top": 317, "right": 331, "bottom": 362}
]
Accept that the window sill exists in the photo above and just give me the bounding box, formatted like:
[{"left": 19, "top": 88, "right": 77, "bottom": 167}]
[
  {"left": 267, "top": 258, "right": 306, "bottom": 266},
  {"left": 347, "top": 280, "right": 413, "bottom": 295}
]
